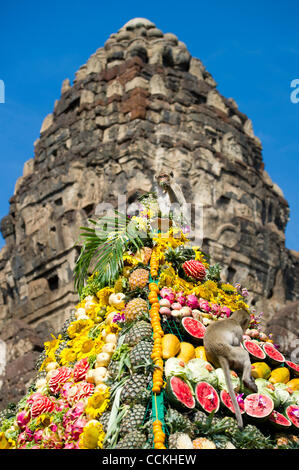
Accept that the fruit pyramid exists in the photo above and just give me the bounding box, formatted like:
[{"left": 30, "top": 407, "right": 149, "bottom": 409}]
[{"left": 1, "top": 198, "right": 298, "bottom": 450}]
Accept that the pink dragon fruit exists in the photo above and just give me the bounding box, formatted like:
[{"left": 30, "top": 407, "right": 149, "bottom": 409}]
[
  {"left": 199, "top": 299, "right": 211, "bottom": 313},
  {"left": 221, "top": 306, "right": 231, "bottom": 318},
  {"left": 186, "top": 294, "right": 199, "bottom": 309},
  {"left": 176, "top": 292, "right": 186, "bottom": 306}
]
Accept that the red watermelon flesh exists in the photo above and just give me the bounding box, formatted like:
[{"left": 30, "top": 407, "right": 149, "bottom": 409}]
[
  {"left": 182, "top": 317, "right": 206, "bottom": 344},
  {"left": 269, "top": 410, "right": 292, "bottom": 429},
  {"left": 263, "top": 343, "right": 285, "bottom": 365},
  {"left": 220, "top": 389, "right": 245, "bottom": 415},
  {"left": 169, "top": 376, "right": 195, "bottom": 410},
  {"left": 244, "top": 393, "right": 274, "bottom": 419},
  {"left": 285, "top": 405, "right": 299, "bottom": 429},
  {"left": 243, "top": 340, "right": 266, "bottom": 361},
  {"left": 285, "top": 361, "right": 299, "bottom": 377},
  {"left": 195, "top": 381, "right": 219, "bottom": 413}
]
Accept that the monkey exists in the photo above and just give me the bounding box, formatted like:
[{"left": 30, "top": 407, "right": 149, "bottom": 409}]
[
  {"left": 203, "top": 309, "right": 258, "bottom": 429},
  {"left": 155, "top": 171, "right": 189, "bottom": 224}
]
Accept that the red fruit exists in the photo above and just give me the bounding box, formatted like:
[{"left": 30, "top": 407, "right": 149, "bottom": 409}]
[
  {"left": 49, "top": 367, "right": 72, "bottom": 394},
  {"left": 182, "top": 260, "right": 206, "bottom": 281},
  {"left": 31, "top": 395, "right": 55, "bottom": 418}
]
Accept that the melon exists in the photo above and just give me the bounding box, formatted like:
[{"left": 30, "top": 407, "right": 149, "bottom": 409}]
[
  {"left": 165, "top": 376, "right": 195, "bottom": 412},
  {"left": 242, "top": 340, "right": 266, "bottom": 362},
  {"left": 268, "top": 410, "right": 292, "bottom": 430},
  {"left": 195, "top": 381, "right": 220, "bottom": 414},
  {"left": 220, "top": 389, "right": 245, "bottom": 416},
  {"left": 285, "top": 360, "right": 299, "bottom": 378},
  {"left": 262, "top": 343, "right": 285, "bottom": 366},
  {"left": 181, "top": 317, "right": 206, "bottom": 345},
  {"left": 285, "top": 404, "right": 299, "bottom": 430},
  {"left": 244, "top": 393, "right": 274, "bottom": 421}
]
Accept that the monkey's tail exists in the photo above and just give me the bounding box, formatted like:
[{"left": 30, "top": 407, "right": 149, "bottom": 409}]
[{"left": 219, "top": 356, "right": 244, "bottom": 430}]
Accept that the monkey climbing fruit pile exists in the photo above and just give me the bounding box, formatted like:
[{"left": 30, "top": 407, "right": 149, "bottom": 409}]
[{"left": 1, "top": 206, "right": 298, "bottom": 450}]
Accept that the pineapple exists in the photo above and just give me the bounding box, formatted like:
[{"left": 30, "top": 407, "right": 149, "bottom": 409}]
[
  {"left": 128, "top": 268, "right": 149, "bottom": 290},
  {"left": 55, "top": 340, "right": 69, "bottom": 363},
  {"left": 168, "top": 432, "right": 194, "bottom": 449},
  {"left": 115, "top": 430, "right": 147, "bottom": 449},
  {"left": 124, "top": 321, "right": 152, "bottom": 346},
  {"left": 165, "top": 408, "right": 195, "bottom": 437},
  {"left": 60, "top": 311, "right": 77, "bottom": 340},
  {"left": 34, "top": 351, "right": 46, "bottom": 371},
  {"left": 124, "top": 298, "right": 148, "bottom": 321},
  {"left": 99, "top": 410, "right": 111, "bottom": 433},
  {"left": 121, "top": 373, "right": 151, "bottom": 405},
  {"left": 119, "top": 404, "right": 146, "bottom": 436},
  {"left": 193, "top": 437, "right": 216, "bottom": 449},
  {"left": 129, "top": 340, "right": 153, "bottom": 368}
]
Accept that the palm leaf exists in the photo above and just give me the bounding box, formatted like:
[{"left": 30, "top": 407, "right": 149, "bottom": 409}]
[{"left": 74, "top": 211, "right": 144, "bottom": 295}]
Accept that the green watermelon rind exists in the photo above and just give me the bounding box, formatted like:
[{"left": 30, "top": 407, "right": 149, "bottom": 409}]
[
  {"left": 220, "top": 389, "right": 245, "bottom": 416},
  {"left": 268, "top": 410, "right": 292, "bottom": 430},
  {"left": 262, "top": 343, "right": 285, "bottom": 366},
  {"left": 181, "top": 317, "right": 206, "bottom": 345},
  {"left": 285, "top": 361, "right": 299, "bottom": 378},
  {"left": 165, "top": 376, "right": 196, "bottom": 412},
  {"left": 244, "top": 393, "right": 274, "bottom": 422},
  {"left": 195, "top": 381, "right": 220, "bottom": 414},
  {"left": 242, "top": 340, "right": 266, "bottom": 362}
]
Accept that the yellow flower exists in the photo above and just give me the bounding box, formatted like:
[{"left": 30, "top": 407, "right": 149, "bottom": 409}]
[
  {"left": 96, "top": 287, "right": 114, "bottom": 306},
  {"left": 60, "top": 347, "right": 77, "bottom": 366},
  {"left": 79, "top": 421, "right": 105, "bottom": 449},
  {"left": 72, "top": 335, "right": 94, "bottom": 356},
  {"left": 93, "top": 338, "right": 105, "bottom": 355},
  {"left": 85, "top": 390, "right": 110, "bottom": 419},
  {"left": 36, "top": 414, "right": 52, "bottom": 428},
  {"left": 67, "top": 318, "right": 94, "bottom": 339},
  {"left": 44, "top": 334, "right": 61, "bottom": 356},
  {"left": 0, "top": 432, "right": 15, "bottom": 449}
]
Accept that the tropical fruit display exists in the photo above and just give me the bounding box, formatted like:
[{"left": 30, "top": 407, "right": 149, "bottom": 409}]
[{"left": 0, "top": 199, "right": 298, "bottom": 450}]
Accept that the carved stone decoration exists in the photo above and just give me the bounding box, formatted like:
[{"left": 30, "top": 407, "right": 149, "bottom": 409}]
[{"left": 0, "top": 17, "right": 298, "bottom": 409}]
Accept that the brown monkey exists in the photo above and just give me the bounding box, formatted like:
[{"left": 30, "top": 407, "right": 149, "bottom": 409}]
[
  {"left": 203, "top": 309, "right": 257, "bottom": 429},
  {"left": 155, "top": 171, "right": 189, "bottom": 226}
]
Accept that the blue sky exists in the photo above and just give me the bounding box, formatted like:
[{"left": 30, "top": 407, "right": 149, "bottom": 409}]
[{"left": 0, "top": 0, "right": 298, "bottom": 250}]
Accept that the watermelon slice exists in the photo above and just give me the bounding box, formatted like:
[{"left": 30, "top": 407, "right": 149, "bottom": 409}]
[
  {"left": 181, "top": 317, "right": 206, "bottom": 345},
  {"left": 285, "top": 360, "right": 299, "bottom": 378},
  {"left": 262, "top": 343, "right": 285, "bottom": 366},
  {"left": 269, "top": 410, "right": 292, "bottom": 430},
  {"left": 242, "top": 340, "right": 266, "bottom": 362},
  {"left": 244, "top": 393, "right": 274, "bottom": 421},
  {"left": 285, "top": 404, "right": 299, "bottom": 430},
  {"left": 220, "top": 389, "right": 245, "bottom": 416},
  {"left": 195, "top": 381, "right": 220, "bottom": 414},
  {"left": 165, "top": 376, "right": 195, "bottom": 411}
]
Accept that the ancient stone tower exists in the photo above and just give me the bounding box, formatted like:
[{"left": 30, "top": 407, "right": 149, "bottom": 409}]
[{"left": 0, "top": 18, "right": 298, "bottom": 408}]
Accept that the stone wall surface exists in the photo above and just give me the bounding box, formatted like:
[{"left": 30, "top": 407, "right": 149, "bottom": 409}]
[{"left": 0, "top": 18, "right": 298, "bottom": 409}]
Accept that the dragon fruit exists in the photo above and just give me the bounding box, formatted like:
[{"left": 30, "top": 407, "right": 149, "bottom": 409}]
[{"left": 186, "top": 294, "right": 199, "bottom": 309}]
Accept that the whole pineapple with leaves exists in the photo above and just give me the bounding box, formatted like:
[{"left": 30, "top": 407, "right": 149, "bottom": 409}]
[
  {"left": 129, "top": 340, "right": 153, "bottom": 368},
  {"left": 121, "top": 373, "right": 151, "bottom": 405},
  {"left": 124, "top": 320, "right": 153, "bottom": 346},
  {"left": 115, "top": 430, "right": 147, "bottom": 449},
  {"left": 128, "top": 268, "right": 149, "bottom": 290},
  {"left": 165, "top": 408, "right": 196, "bottom": 438},
  {"left": 165, "top": 246, "right": 196, "bottom": 272},
  {"left": 124, "top": 298, "right": 148, "bottom": 321},
  {"left": 119, "top": 404, "right": 146, "bottom": 436}
]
